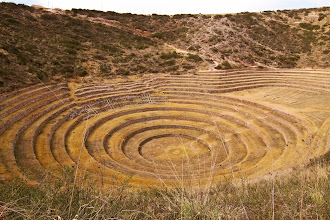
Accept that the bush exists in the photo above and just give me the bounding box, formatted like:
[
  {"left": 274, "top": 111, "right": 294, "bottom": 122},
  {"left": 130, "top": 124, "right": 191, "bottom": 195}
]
[
  {"left": 64, "top": 48, "right": 77, "bottom": 55},
  {"left": 100, "top": 63, "right": 111, "bottom": 74},
  {"left": 214, "top": 29, "right": 223, "bottom": 35},
  {"left": 135, "top": 42, "right": 148, "bottom": 50},
  {"left": 277, "top": 55, "right": 300, "bottom": 68},
  {"left": 211, "top": 47, "right": 219, "bottom": 53},
  {"left": 131, "top": 65, "right": 147, "bottom": 73},
  {"left": 59, "top": 38, "right": 82, "bottom": 50},
  {"left": 188, "top": 45, "right": 198, "bottom": 51},
  {"left": 4, "top": 18, "right": 20, "bottom": 25},
  {"left": 160, "top": 59, "right": 176, "bottom": 66},
  {"left": 182, "top": 64, "right": 194, "bottom": 70},
  {"left": 202, "top": 15, "right": 211, "bottom": 19},
  {"left": 160, "top": 51, "right": 182, "bottom": 60},
  {"left": 36, "top": 70, "right": 48, "bottom": 80},
  {"left": 172, "top": 14, "right": 197, "bottom": 19},
  {"left": 116, "top": 68, "right": 130, "bottom": 75},
  {"left": 220, "top": 49, "right": 233, "bottom": 56},
  {"left": 25, "top": 14, "right": 37, "bottom": 22},
  {"left": 0, "top": 13, "right": 13, "bottom": 20},
  {"left": 166, "top": 65, "right": 179, "bottom": 71},
  {"left": 318, "top": 13, "right": 326, "bottom": 21},
  {"left": 151, "top": 28, "right": 188, "bottom": 41},
  {"left": 142, "top": 53, "right": 151, "bottom": 59},
  {"left": 214, "top": 14, "right": 223, "bottom": 19},
  {"left": 94, "top": 54, "right": 107, "bottom": 60},
  {"left": 79, "top": 70, "right": 88, "bottom": 77},
  {"left": 40, "top": 13, "right": 58, "bottom": 21},
  {"left": 215, "top": 61, "right": 232, "bottom": 69},
  {"left": 100, "top": 44, "right": 122, "bottom": 55},
  {"left": 186, "top": 54, "right": 203, "bottom": 62},
  {"left": 299, "top": 23, "right": 320, "bottom": 31},
  {"left": 151, "top": 32, "right": 167, "bottom": 39},
  {"left": 58, "top": 65, "right": 75, "bottom": 76},
  {"left": 208, "top": 36, "right": 222, "bottom": 44}
]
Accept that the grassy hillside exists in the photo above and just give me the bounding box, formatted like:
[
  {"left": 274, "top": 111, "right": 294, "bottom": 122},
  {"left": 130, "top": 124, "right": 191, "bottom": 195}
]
[
  {"left": 146, "top": 9, "right": 330, "bottom": 69},
  {"left": 0, "top": 3, "right": 206, "bottom": 92},
  {"left": 0, "top": 3, "right": 329, "bottom": 92},
  {"left": 0, "top": 156, "right": 328, "bottom": 219}
]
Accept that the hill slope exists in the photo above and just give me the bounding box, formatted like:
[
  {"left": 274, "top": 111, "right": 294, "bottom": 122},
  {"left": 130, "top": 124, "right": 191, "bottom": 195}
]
[{"left": 0, "top": 3, "right": 329, "bottom": 92}]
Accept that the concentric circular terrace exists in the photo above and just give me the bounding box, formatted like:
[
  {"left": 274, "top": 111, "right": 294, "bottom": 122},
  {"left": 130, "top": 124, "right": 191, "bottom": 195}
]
[{"left": 0, "top": 69, "right": 330, "bottom": 187}]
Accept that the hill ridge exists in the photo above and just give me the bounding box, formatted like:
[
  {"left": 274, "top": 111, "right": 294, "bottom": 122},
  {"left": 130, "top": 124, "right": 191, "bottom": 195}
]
[{"left": 0, "top": 3, "right": 329, "bottom": 92}]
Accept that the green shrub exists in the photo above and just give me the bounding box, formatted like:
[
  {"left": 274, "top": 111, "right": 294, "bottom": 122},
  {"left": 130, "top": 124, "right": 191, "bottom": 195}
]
[
  {"left": 64, "top": 16, "right": 84, "bottom": 26},
  {"left": 79, "top": 70, "right": 88, "bottom": 77},
  {"left": 35, "top": 70, "right": 48, "bottom": 80},
  {"left": 100, "top": 63, "right": 111, "bottom": 74},
  {"left": 152, "top": 28, "right": 187, "bottom": 41},
  {"left": 160, "top": 59, "right": 176, "bottom": 66},
  {"left": 202, "top": 15, "right": 211, "bottom": 19},
  {"left": 211, "top": 47, "right": 219, "bottom": 53},
  {"left": 222, "top": 61, "right": 232, "bottom": 69},
  {"left": 277, "top": 55, "right": 299, "bottom": 68},
  {"left": 5, "top": 18, "right": 20, "bottom": 25},
  {"left": 214, "top": 29, "right": 223, "bottom": 35},
  {"left": 172, "top": 14, "right": 197, "bottom": 19},
  {"left": 94, "top": 54, "right": 107, "bottom": 60},
  {"left": 215, "top": 61, "right": 232, "bottom": 69},
  {"left": 188, "top": 46, "right": 196, "bottom": 51},
  {"left": 116, "top": 68, "right": 130, "bottom": 75},
  {"left": 160, "top": 51, "right": 182, "bottom": 60},
  {"left": 299, "top": 23, "right": 320, "bottom": 31},
  {"left": 59, "top": 38, "right": 82, "bottom": 50},
  {"left": 186, "top": 54, "right": 203, "bottom": 62},
  {"left": 220, "top": 49, "right": 233, "bottom": 56},
  {"left": 166, "top": 65, "right": 179, "bottom": 71},
  {"left": 100, "top": 44, "right": 122, "bottom": 55},
  {"left": 131, "top": 65, "right": 147, "bottom": 73},
  {"left": 188, "top": 45, "right": 201, "bottom": 51},
  {"left": 25, "top": 14, "right": 37, "bottom": 22},
  {"left": 318, "top": 13, "right": 326, "bottom": 21},
  {"left": 182, "top": 64, "right": 194, "bottom": 70},
  {"left": 1, "top": 13, "right": 14, "bottom": 19},
  {"left": 214, "top": 14, "right": 223, "bottom": 19},
  {"left": 40, "top": 13, "right": 58, "bottom": 21},
  {"left": 135, "top": 42, "right": 148, "bottom": 50},
  {"left": 151, "top": 32, "right": 167, "bottom": 39},
  {"left": 208, "top": 36, "right": 222, "bottom": 44},
  {"left": 143, "top": 53, "right": 153, "bottom": 58}
]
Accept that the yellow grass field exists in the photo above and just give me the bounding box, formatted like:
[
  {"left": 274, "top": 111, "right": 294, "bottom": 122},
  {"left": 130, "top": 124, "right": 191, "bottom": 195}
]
[{"left": 1, "top": 69, "right": 329, "bottom": 187}]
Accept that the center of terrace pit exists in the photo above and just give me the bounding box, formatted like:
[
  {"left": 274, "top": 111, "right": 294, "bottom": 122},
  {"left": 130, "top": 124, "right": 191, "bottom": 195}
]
[
  {"left": 139, "top": 135, "right": 211, "bottom": 161},
  {"left": 1, "top": 69, "right": 330, "bottom": 187}
]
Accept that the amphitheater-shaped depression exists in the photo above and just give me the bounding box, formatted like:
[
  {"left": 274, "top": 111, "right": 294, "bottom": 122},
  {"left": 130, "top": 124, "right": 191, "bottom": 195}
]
[{"left": 1, "top": 69, "right": 330, "bottom": 187}]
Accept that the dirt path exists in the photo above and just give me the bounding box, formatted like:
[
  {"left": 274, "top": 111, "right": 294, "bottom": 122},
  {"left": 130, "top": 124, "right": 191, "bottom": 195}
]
[{"left": 164, "top": 43, "right": 190, "bottom": 54}]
